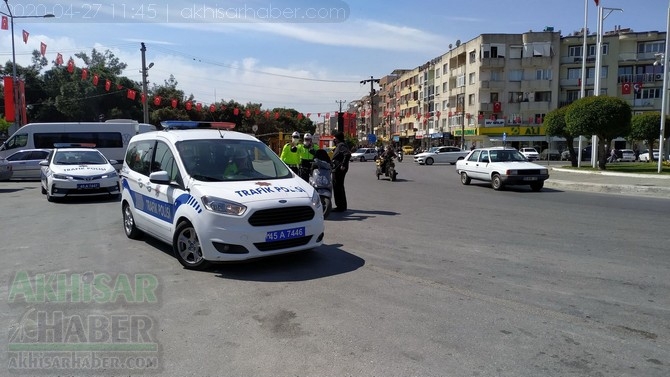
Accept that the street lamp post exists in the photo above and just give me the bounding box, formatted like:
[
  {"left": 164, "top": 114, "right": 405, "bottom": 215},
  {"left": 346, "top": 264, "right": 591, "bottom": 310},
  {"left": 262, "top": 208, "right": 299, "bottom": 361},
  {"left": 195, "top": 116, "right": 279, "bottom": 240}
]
[
  {"left": 1, "top": 0, "right": 54, "bottom": 128},
  {"left": 657, "top": 2, "right": 670, "bottom": 174}
]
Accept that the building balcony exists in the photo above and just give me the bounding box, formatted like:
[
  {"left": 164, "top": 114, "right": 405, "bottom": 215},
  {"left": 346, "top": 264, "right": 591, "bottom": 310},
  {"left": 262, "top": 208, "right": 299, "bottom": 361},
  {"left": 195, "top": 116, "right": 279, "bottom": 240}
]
[
  {"left": 521, "top": 56, "right": 552, "bottom": 67},
  {"left": 520, "top": 101, "right": 550, "bottom": 112},
  {"left": 631, "top": 98, "right": 659, "bottom": 108},
  {"left": 520, "top": 80, "right": 552, "bottom": 91},
  {"left": 560, "top": 56, "right": 595, "bottom": 64},
  {"left": 480, "top": 80, "right": 506, "bottom": 89},
  {"left": 479, "top": 57, "right": 506, "bottom": 68}
]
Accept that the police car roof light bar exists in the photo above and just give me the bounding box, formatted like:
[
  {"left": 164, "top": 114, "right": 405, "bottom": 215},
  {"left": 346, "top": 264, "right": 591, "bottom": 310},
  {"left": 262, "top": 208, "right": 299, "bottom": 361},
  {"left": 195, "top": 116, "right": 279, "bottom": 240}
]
[
  {"left": 53, "top": 143, "right": 97, "bottom": 148},
  {"left": 160, "top": 121, "right": 236, "bottom": 130}
]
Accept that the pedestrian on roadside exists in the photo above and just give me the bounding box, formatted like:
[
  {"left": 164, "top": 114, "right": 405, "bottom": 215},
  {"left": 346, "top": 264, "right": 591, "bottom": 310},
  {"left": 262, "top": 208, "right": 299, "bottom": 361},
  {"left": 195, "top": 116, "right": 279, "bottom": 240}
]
[
  {"left": 331, "top": 132, "right": 351, "bottom": 213},
  {"left": 608, "top": 148, "right": 617, "bottom": 163}
]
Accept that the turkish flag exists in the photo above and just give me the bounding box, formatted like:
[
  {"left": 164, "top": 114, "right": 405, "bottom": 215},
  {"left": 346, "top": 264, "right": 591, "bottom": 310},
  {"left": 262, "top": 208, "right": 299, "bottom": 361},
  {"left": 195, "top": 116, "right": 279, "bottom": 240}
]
[
  {"left": 233, "top": 107, "right": 239, "bottom": 116},
  {"left": 40, "top": 42, "right": 47, "bottom": 57},
  {"left": 245, "top": 109, "right": 251, "bottom": 117},
  {"left": 185, "top": 101, "right": 192, "bottom": 111},
  {"left": 196, "top": 103, "right": 202, "bottom": 111},
  {"left": 81, "top": 68, "right": 88, "bottom": 81},
  {"left": 171, "top": 99, "right": 178, "bottom": 108},
  {"left": 633, "top": 82, "right": 643, "bottom": 93},
  {"left": 153, "top": 96, "right": 161, "bottom": 106},
  {"left": 55, "top": 53, "right": 63, "bottom": 65},
  {"left": 297, "top": 113, "right": 303, "bottom": 120},
  {"left": 127, "top": 89, "right": 136, "bottom": 100},
  {"left": 67, "top": 59, "right": 75, "bottom": 73},
  {"left": 1, "top": 16, "right": 8, "bottom": 30},
  {"left": 92, "top": 74, "right": 99, "bottom": 86},
  {"left": 493, "top": 101, "right": 501, "bottom": 113},
  {"left": 622, "top": 82, "right": 631, "bottom": 95},
  {"left": 209, "top": 104, "right": 216, "bottom": 112},
  {"left": 105, "top": 79, "right": 111, "bottom": 91},
  {"left": 22, "top": 30, "right": 29, "bottom": 44},
  {"left": 274, "top": 112, "right": 280, "bottom": 119}
]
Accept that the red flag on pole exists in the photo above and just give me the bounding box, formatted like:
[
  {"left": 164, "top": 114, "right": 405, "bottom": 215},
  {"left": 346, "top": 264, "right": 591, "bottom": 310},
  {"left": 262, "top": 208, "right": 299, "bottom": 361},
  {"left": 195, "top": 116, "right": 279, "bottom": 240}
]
[
  {"left": 171, "top": 99, "right": 178, "bottom": 108},
  {"left": 127, "top": 89, "right": 136, "bottom": 100},
  {"left": 622, "top": 82, "right": 631, "bottom": 95},
  {"left": 92, "top": 74, "right": 99, "bottom": 86},
  {"left": 40, "top": 42, "right": 47, "bottom": 56},
  {"left": 67, "top": 59, "right": 75, "bottom": 73},
  {"left": 153, "top": 96, "right": 161, "bottom": 106},
  {"left": 104, "top": 79, "right": 111, "bottom": 91},
  {"left": 1, "top": 16, "right": 8, "bottom": 30},
  {"left": 81, "top": 68, "right": 88, "bottom": 81},
  {"left": 594, "top": 0, "right": 599, "bottom": 5},
  {"left": 55, "top": 53, "right": 63, "bottom": 66},
  {"left": 22, "top": 30, "right": 29, "bottom": 43}
]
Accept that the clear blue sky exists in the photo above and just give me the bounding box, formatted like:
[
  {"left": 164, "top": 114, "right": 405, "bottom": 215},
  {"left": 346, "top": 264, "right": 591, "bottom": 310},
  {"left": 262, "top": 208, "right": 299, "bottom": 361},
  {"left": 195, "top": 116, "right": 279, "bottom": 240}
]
[{"left": 1, "top": 0, "right": 666, "bottom": 118}]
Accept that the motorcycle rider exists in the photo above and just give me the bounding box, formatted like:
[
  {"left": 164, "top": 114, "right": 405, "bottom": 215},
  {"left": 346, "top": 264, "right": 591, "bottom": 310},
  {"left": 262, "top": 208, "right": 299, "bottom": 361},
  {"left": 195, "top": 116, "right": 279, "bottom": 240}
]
[
  {"left": 280, "top": 131, "right": 302, "bottom": 175},
  {"left": 381, "top": 145, "right": 397, "bottom": 170},
  {"left": 297, "top": 133, "right": 319, "bottom": 181}
]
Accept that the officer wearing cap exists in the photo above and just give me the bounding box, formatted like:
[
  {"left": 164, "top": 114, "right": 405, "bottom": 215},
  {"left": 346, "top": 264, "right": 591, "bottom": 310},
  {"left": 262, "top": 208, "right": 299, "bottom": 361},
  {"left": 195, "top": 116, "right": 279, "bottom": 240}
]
[
  {"left": 331, "top": 132, "right": 351, "bottom": 212},
  {"left": 280, "top": 131, "right": 302, "bottom": 174}
]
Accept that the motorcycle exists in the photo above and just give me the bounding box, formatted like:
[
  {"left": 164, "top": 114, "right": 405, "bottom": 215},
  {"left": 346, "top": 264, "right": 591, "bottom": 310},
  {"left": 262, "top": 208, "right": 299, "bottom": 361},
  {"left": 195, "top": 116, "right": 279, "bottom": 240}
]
[
  {"left": 375, "top": 156, "right": 398, "bottom": 181},
  {"left": 397, "top": 150, "right": 403, "bottom": 162},
  {"left": 299, "top": 156, "right": 333, "bottom": 219}
]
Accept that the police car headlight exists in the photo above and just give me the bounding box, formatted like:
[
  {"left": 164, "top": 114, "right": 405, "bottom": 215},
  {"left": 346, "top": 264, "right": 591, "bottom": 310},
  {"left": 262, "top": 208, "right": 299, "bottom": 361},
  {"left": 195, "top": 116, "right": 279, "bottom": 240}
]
[
  {"left": 53, "top": 173, "right": 71, "bottom": 180},
  {"left": 102, "top": 171, "right": 118, "bottom": 179},
  {"left": 311, "top": 190, "right": 321, "bottom": 209},
  {"left": 202, "top": 196, "right": 247, "bottom": 216}
]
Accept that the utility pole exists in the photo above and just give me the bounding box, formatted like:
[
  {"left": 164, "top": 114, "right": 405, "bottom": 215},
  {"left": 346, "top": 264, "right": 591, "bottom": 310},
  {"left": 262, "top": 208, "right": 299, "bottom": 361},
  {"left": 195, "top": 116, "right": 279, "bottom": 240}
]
[
  {"left": 140, "top": 43, "right": 154, "bottom": 124},
  {"left": 360, "top": 76, "right": 380, "bottom": 143},
  {"left": 335, "top": 100, "right": 347, "bottom": 113}
]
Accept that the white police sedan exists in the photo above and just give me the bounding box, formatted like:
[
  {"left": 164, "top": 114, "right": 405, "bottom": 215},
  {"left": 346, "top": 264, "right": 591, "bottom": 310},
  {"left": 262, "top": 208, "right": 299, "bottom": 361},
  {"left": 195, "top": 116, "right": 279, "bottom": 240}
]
[{"left": 40, "top": 146, "right": 120, "bottom": 202}]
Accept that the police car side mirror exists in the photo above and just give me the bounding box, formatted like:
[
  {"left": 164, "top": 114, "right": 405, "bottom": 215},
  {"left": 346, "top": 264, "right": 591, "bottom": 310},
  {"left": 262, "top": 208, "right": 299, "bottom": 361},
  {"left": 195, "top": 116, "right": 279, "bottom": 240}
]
[
  {"left": 39, "top": 160, "right": 49, "bottom": 166},
  {"left": 108, "top": 159, "right": 119, "bottom": 165},
  {"left": 149, "top": 171, "right": 171, "bottom": 185}
]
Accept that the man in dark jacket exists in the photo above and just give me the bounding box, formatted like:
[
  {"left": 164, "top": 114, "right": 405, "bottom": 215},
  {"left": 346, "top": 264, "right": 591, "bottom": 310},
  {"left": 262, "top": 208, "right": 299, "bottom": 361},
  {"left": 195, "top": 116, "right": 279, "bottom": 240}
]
[{"left": 331, "top": 132, "right": 351, "bottom": 212}]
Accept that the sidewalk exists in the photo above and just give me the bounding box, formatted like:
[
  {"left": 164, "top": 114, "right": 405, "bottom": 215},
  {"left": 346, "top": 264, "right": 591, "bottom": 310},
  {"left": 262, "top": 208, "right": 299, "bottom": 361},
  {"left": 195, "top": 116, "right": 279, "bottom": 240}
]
[{"left": 545, "top": 167, "right": 670, "bottom": 199}]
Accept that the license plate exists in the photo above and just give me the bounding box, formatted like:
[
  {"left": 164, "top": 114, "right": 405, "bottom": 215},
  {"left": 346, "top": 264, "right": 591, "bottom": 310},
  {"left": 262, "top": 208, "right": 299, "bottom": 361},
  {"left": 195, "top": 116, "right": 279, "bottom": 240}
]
[
  {"left": 523, "top": 177, "right": 538, "bottom": 181},
  {"left": 265, "top": 227, "right": 305, "bottom": 242},
  {"left": 77, "top": 183, "right": 100, "bottom": 189}
]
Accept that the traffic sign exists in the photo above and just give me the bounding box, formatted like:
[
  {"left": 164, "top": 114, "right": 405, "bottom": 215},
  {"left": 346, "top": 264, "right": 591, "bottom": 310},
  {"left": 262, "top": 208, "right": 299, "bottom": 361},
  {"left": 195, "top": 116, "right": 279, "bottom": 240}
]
[{"left": 367, "top": 134, "right": 377, "bottom": 144}]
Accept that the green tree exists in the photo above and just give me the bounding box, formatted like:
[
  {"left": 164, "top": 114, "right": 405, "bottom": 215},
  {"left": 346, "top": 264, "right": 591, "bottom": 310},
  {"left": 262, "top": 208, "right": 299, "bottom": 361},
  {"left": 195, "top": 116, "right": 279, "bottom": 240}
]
[
  {"left": 565, "top": 96, "right": 632, "bottom": 169},
  {"left": 629, "top": 112, "right": 670, "bottom": 162},
  {"left": 544, "top": 105, "right": 578, "bottom": 166}
]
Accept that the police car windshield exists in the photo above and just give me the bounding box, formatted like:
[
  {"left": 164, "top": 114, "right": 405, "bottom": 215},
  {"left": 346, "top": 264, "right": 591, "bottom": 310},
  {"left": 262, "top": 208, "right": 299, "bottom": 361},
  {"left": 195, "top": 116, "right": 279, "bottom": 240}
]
[
  {"left": 176, "top": 139, "right": 292, "bottom": 181},
  {"left": 54, "top": 150, "right": 108, "bottom": 165}
]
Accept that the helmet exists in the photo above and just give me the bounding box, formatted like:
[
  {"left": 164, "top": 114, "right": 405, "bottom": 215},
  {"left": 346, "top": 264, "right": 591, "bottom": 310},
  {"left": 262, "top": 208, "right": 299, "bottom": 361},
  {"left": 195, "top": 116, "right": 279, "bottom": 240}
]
[
  {"left": 291, "top": 131, "right": 300, "bottom": 139},
  {"left": 303, "top": 133, "right": 312, "bottom": 140},
  {"left": 233, "top": 148, "right": 247, "bottom": 160}
]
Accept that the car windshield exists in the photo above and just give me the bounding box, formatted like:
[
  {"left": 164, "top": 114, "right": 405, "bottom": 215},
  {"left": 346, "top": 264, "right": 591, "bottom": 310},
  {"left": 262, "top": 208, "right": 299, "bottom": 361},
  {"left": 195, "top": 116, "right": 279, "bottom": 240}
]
[
  {"left": 354, "top": 148, "right": 368, "bottom": 154},
  {"left": 427, "top": 147, "right": 440, "bottom": 153},
  {"left": 176, "top": 139, "right": 291, "bottom": 182},
  {"left": 54, "top": 150, "right": 108, "bottom": 165},
  {"left": 489, "top": 149, "right": 527, "bottom": 162}
]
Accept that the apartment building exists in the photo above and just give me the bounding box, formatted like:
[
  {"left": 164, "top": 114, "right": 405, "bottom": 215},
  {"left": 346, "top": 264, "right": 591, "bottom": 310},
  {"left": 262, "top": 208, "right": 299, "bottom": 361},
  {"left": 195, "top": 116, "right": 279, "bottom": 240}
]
[{"left": 354, "top": 27, "right": 667, "bottom": 153}]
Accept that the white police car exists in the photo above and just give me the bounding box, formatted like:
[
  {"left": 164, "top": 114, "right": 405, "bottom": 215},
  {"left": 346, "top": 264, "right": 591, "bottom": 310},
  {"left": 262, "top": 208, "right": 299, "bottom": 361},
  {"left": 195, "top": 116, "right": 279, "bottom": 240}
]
[
  {"left": 120, "top": 121, "right": 325, "bottom": 269},
  {"left": 40, "top": 144, "right": 120, "bottom": 202}
]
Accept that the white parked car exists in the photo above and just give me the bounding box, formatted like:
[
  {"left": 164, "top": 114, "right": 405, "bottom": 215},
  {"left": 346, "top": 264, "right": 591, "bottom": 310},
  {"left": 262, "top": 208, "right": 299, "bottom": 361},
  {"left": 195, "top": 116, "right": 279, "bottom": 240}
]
[
  {"left": 351, "top": 148, "right": 378, "bottom": 162},
  {"left": 638, "top": 149, "right": 661, "bottom": 162},
  {"left": 413, "top": 146, "right": 469, "bottom": 165},
  {"left": 120, "top": 122, "right": 325, "bottom": 269},
  {"left": 617, "top": 149, "right": 636, "bottom": 162},
  {"left": 40, "top": 146, "right": 120, "bottom": 201},
  {"left": 455, "top": 147, "right": 549, "bottom": 191},
  {"left": 519, "top": 147, "right": 540, "bottom": 161}
]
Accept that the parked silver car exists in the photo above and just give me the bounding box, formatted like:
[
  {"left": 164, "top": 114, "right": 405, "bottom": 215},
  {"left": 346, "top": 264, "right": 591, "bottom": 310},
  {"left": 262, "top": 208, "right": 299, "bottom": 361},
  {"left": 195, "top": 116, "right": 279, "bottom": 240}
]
[{"left": 5, "top": 149, "right": 51, "bottom": 179}]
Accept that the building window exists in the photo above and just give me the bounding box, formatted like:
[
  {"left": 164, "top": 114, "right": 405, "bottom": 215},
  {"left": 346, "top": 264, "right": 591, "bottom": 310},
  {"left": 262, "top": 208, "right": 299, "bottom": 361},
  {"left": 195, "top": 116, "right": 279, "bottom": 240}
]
[
  {"left": 638, "top": 41, "right": 665, "bottom": 54},
  {"left": 536, "top": 69, "right": 552, "bottom": 80},
  {"left": 508, "top": 92, "right": 524, "bottom": 103},
  {"left": 469, "top": 50, "right": 476, "bottom": 63},
  {"left": 566, "top": 90, "right": 580, "bottom": 102},
  {"left": 508, "top": 70, "right": 523, "bottom": 81},
  {"left": 443, "top": 82, "right": 448, "bottom": 92},
  {"left": 490, "top": 93, "right": 499, "bottom": 102},
  {"left": 587, "top": 66, "right": 608, "bottom": 78},
  {"left": 534, "top": 92, "right": 551, "bottom": 102},
  {"left": 435, "top": 68, "right": 441, "bottom": 78},
  {"left": 457, "top": 75, "right": 465, "bottom": 87},
  {"left": 490, "top": 70, "right": 501, "bottom": 81},
  {"left": 641, "top": 88, "right": 661, "bottom": 99},
  {"left": 567, "top": 68, "right": 582, "bottom": 79},
  {"left": 568, "top": 45, "right": 583, "bottom": 57},
  {"left": 510, "top": 46, "right": 522, "bottom": 59},
  {"left": 588, "top": 43, "right": 608, "bottom": 56},
  {"left": 468, "top": 94, "right": 476, "bottom": 105},
  {"left": 469, "top": 72, "right": 476, "bottom": 84}
]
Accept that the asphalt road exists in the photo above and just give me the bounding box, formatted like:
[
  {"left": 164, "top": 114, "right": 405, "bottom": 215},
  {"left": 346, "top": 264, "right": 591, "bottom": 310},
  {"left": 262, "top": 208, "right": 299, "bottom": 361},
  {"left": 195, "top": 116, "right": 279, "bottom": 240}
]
[{"left": 0, "top": 163, "right": 668, "bottom": 377}]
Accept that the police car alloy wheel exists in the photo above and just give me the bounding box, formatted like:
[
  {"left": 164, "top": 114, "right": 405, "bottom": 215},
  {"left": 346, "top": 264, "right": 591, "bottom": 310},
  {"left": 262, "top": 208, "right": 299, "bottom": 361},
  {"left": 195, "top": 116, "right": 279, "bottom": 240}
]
[
  {"left": 173, "top": 221, "right": 210, "bottom": 269},
  {"left": 122, "top": 203, "right": 143, "bottom": 239}
]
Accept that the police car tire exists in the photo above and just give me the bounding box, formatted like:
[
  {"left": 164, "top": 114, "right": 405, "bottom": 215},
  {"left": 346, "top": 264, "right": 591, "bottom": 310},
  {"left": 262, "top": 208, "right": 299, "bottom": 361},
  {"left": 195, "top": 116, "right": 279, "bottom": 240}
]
[
  {"left": 173, "top": 221, "right": 211, "bottom": 270},
  {"left": 41, "top": 185, "right": 46, "bottom": 195},
  {"left": 122, "top": 202, "right": 143, "bottom": 240}
]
